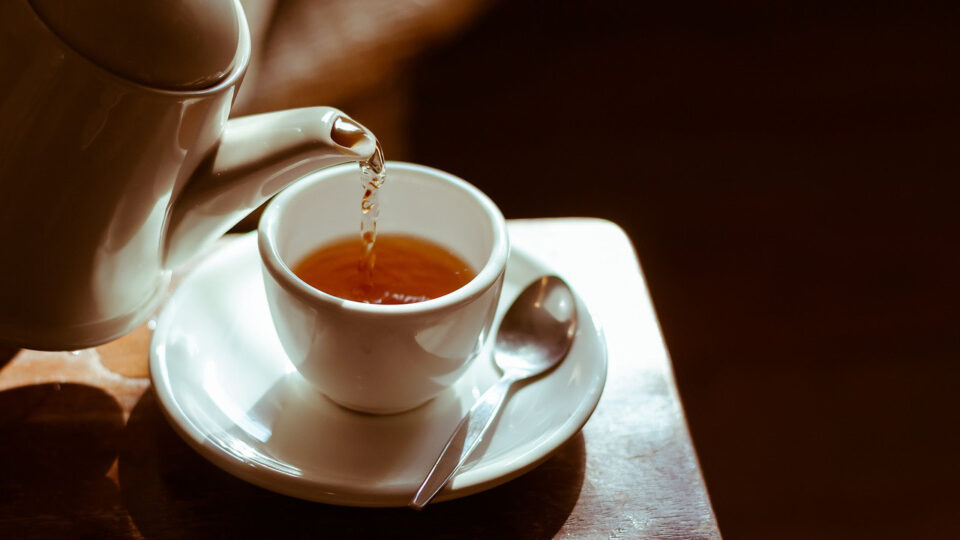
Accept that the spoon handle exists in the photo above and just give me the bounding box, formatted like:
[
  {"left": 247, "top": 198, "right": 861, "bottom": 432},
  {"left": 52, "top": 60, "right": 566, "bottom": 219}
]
[{"left": 410, "top": 375, "right": 517, "bottom": 509}]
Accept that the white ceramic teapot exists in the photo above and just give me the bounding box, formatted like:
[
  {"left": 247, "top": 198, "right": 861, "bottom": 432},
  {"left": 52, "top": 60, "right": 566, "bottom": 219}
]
[{"left": 0, "top": 0, "right": 377, "bottom": 349}]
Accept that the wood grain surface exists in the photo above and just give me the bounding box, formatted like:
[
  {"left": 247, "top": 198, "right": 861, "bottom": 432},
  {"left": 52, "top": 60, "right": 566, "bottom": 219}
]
[{"left": 0, "top": 220, "right": 718, "bottom": 539}]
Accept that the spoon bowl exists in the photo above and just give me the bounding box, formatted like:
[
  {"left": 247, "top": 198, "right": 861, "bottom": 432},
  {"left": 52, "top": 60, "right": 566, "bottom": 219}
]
[{"left": 493, "top": 275, "right": 577, "bottom": 376}]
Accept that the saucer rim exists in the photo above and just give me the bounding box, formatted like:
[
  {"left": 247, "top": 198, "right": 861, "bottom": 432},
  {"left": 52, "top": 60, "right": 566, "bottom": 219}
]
[{"left": 149, "top": 232, "right": 608, "bottom": 507}]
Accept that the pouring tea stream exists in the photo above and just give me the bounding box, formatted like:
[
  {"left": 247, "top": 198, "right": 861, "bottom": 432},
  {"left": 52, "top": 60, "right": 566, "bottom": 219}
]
[{"left": 0, "top": 0, "right": 377, "bottom": 349}]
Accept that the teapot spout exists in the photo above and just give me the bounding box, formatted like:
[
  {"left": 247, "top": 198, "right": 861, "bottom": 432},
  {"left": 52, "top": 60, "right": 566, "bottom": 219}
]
[{"left": 163, "top": 107, "right": 375, "bottom": 268}]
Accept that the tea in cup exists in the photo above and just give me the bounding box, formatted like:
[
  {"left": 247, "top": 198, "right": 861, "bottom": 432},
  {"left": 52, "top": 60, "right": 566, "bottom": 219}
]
[
  {"left": 293, "top": 233, "right": 476, "bottom": 305},
  {"left": 257, "top": 162, "right": 508, "bottom": 413}
]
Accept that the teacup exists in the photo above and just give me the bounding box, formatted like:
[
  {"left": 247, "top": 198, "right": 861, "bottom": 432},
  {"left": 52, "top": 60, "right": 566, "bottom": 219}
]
[{"left": 258, "top": 162, "right": 508, "bottom": 414}]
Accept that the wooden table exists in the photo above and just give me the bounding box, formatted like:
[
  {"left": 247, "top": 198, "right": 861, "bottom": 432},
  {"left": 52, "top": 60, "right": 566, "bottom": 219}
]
[{"left": 0, "top": 218, "right": 719, "bottom": 538}]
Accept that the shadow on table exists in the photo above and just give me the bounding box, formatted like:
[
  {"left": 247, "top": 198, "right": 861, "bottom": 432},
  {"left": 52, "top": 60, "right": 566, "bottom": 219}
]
[
  {"left": 0, "top": 383, "right": 131, "bottom": 538},
  {"left": 119, "top": 390, "right": 585, "bottom": 539}
]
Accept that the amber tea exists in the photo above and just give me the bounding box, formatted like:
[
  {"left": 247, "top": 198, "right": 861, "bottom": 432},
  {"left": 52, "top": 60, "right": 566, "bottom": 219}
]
[{"left": 293, "top": 234, "right": 475, "bottom": 304}]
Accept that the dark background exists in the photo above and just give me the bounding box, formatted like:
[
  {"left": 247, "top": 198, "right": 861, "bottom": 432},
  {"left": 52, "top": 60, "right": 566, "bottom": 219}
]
[{"left": 400, "top": 1, "right": 960, "bottom": 537}]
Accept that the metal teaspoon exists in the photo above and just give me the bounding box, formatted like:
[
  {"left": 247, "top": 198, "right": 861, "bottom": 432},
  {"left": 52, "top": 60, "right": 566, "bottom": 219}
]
[{"left": 410, "top": 275, "right": 578, "bottom": 509}]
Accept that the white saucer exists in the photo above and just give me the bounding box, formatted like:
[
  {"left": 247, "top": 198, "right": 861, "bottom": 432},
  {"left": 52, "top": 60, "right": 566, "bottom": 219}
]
[{"left": 149, "top": 233, "right": 607, "bottom": 507}]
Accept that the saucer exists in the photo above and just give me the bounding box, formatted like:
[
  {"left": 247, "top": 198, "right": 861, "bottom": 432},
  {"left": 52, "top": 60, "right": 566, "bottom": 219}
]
[{"left": 149, "top": 233, "right": 607, "bottom": 507}]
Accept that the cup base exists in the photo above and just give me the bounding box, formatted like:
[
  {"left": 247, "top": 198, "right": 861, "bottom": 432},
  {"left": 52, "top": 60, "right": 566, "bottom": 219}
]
[{"left": 321, "top": 391, "right": 435, "bottom": 415}]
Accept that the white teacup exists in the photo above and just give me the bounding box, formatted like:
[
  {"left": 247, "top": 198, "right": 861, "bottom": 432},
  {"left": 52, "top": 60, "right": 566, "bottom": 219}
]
[{"left": 258, "top": 162, "right": 508, "bottom": 414}]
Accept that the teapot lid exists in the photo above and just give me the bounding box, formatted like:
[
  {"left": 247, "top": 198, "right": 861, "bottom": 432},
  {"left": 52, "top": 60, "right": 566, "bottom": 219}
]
[{"left": 29, "top": 0, "right": 242, "bottom": 90}]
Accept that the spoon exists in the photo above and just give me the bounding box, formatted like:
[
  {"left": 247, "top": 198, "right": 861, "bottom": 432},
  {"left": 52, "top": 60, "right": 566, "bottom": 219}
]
[{"left": 410, "top": 275, "right": 578, "bottom": 509}]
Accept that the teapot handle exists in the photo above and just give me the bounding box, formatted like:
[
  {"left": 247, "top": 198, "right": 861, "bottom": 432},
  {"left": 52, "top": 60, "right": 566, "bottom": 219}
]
[{"left": 162, "top": 106, "right": 375, "bottom": 268}]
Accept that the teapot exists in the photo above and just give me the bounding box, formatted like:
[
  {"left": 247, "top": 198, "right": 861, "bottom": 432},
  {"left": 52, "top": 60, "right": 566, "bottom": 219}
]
[{"left": 0, "top": 0, "right": 377, "bottom": 349}]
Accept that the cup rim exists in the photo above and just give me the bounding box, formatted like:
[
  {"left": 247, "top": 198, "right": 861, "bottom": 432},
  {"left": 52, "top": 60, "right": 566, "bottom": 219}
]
[{"left": 258, "top": 161, "right": 509, "bottom": 316}]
